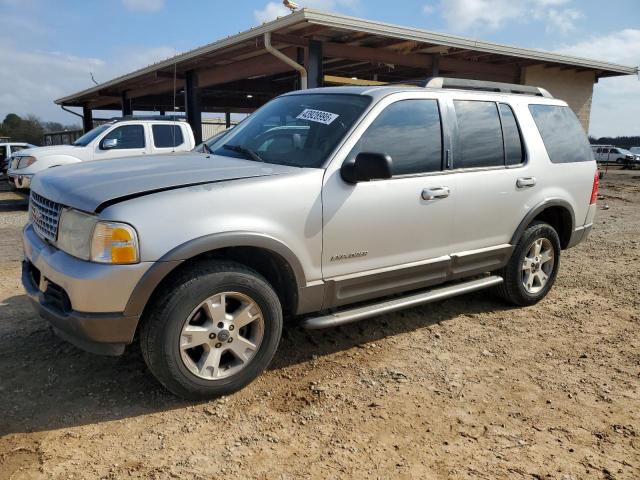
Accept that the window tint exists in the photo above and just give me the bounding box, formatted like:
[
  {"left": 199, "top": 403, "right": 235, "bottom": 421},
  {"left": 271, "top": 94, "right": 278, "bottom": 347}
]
[
  {"left": 152, "top": 124, "right": 184, "bottom": 148},
  {"left": 102, "top": 125, "right": 145, "bottom": 149},
  {"left": 352, "top": 99, "right": 442, "bottom": 175},
  {"left": 0, "top": 146, "right": 6, "bottom": 161},
  {"left": 529, "top": 105, "right": 593, "bottom": 163},
  {"left": 499, "top": 103, "right": 525, "bottom": 165},
  {"left": 454, "top": 100, "right": 504, "bottom": 168}
]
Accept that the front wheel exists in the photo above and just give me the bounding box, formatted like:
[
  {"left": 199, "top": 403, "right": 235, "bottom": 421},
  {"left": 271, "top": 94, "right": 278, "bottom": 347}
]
[
  {"left": 496, "top": 222, "right": 561, "bottom": 306},
  {"left": 140, "top": 261, "right": 283, "bottom": 400}
]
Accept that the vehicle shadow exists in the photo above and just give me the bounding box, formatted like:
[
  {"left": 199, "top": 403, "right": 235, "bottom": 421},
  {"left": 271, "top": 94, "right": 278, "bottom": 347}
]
[
  {"left": 0, "top": 291, "right": 513, "bottom": 436},
  {"left": 0, "top": 189, "right": 28, "bottom": 212}
]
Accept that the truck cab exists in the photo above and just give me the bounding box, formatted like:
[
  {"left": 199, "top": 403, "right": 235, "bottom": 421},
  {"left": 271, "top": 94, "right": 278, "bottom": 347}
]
[{"left": 8, "top": 117, "right": 195, "bottom": 189}]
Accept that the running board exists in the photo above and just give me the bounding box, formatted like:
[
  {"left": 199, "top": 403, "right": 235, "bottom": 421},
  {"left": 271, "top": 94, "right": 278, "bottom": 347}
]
[{"left": 301, "top": 275, "right": 503, "bottom": 330}]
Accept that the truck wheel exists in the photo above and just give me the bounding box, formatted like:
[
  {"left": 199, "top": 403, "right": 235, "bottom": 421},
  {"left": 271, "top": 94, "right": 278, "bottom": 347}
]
[
  {"left": 496, "top": 221, "right": 561, "bottom": 306},
  {"left": 140, "top": 260, "right": 283, "bottom": 399}
]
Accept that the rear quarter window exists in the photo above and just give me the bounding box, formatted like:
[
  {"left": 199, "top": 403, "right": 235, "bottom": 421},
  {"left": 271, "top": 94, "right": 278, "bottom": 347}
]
[
  {"left": 152, "top": 124, "right": 185, "bottom": 148},
  {"left": 528, "top": 105, "right": 593, "bottom": 163}
]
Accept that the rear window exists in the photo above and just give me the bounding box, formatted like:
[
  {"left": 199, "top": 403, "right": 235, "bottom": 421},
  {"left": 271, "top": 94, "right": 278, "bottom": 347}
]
[
  {"left": 529, "top": 105, "right": 593, "bottom": 163},
  {"left": 454, "top": 100, "right": 504, "bottom": 168},
  {"left": 153, "top": 124, "right": 184, "bottom": 148}
]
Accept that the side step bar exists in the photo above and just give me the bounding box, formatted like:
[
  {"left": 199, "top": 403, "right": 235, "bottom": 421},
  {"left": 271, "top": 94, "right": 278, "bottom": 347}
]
[{"left": 301, "top": 275, "right": 503, "bottom": 330}]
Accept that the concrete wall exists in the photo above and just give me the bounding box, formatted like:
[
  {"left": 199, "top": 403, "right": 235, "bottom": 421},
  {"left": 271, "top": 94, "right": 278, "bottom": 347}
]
[{"left": 521, "top": 65, "right": 596, "bottom": 132}]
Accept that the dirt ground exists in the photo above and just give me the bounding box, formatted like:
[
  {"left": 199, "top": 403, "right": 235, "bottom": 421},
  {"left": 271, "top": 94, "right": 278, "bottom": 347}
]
[{"left": 0, "top": 171, "right": 638, "bottom": 480}]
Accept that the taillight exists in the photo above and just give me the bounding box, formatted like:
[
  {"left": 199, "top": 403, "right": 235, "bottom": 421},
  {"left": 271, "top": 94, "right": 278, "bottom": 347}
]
[{"left": 590, "top": 170, "right": 599, "bottom": 205}]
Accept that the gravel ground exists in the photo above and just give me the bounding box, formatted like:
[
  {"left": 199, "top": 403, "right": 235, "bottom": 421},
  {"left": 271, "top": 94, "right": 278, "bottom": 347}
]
[{"left": 0, "top": 171, "right": 638, "bottom": 479}]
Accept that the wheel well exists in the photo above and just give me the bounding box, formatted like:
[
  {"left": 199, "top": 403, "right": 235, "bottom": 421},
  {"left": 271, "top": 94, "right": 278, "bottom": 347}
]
[
  {"left": 531, "top": 206, "right": 573, "bottom": 249},
  {"left": 142, "top": 246, "right": 299, "bottom": 320}
]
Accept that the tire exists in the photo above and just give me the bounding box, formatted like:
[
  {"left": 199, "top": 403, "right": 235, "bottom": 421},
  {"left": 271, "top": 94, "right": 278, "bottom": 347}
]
[
  {"left": 495, "top": 221, "right": 561, "bottom": 306},
  {"left": 140, "top": 260, "right": 283, "bottom": 400}
]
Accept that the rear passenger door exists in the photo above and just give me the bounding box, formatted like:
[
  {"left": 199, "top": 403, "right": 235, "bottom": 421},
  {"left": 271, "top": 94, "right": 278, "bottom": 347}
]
[
  {"left": 151, "top": 123, "right": 186, "bottom": 153},
  {"left": 444, "top": 99, "right": 535, "bottom": 260}
]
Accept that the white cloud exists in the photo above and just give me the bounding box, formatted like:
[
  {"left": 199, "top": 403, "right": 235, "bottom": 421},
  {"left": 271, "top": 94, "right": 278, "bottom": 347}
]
[
  {"left": 436, "top": 0, "right": 582, "bottom": 34},
  {"left": 254, "top": 0, "right": 359, "bottom": 24},
  {"left": 122, "top": 0, "right": 164, "bottom": 12},
  {"left": 555, "top": 29, "right": 640, "bottom": 137},
  {"left": 0, "top": 42, "right": 177, "bottom": 123}
]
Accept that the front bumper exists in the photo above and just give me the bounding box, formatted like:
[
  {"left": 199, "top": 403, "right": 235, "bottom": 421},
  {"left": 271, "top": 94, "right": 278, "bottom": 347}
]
[
  {"left": 22, "top": 223, "right": 152, "bottom": 355},
  {"left": 8, "top": 173, "right": 32, "bottom": 189}
]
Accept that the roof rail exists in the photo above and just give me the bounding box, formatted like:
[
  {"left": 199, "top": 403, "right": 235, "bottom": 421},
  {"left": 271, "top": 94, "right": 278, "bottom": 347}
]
[
  {"left": 423, "top": 77, "right": 554, "bottom": 98},
  {"left": 108, "top": 115, "right": 187, "bottom": 122}
]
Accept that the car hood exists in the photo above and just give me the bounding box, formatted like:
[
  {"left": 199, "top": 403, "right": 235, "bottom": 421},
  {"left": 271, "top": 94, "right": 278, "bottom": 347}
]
[
  {"left": 31, "top": 153, "right": 300, "bottom": 213},
  {"left": 15, "top": 145, "right": 80, "bottom": 157}
]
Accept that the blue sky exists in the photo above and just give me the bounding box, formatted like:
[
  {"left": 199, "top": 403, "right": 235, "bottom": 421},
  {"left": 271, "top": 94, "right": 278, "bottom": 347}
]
[{"left": 1, "top": 0, "right": 638, "bottom": 136}]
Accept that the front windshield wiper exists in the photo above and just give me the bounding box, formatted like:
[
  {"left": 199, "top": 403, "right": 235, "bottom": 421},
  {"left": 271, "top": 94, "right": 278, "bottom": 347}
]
[
  {"left": 222, "top": 144, "right": 264, "bottom": 163},
  {"left": 202, "top": 143, "right": 212, "bottom": 154}
]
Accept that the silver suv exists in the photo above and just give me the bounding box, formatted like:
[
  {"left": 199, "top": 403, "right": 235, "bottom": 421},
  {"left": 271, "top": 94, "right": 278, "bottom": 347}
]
[{"left": 22, "top": 78, "right": 598, "bottom": 399}]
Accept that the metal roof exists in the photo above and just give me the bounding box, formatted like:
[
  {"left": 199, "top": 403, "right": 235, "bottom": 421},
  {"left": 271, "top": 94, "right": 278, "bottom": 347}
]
[{"left": 56, "top": 8, "right": 638, "bottom": 108}]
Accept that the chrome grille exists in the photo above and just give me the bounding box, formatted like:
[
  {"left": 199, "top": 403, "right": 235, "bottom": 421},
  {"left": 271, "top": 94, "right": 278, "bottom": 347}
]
[{"left": 30, "top": 192, "right": 63, "bottom": 242}]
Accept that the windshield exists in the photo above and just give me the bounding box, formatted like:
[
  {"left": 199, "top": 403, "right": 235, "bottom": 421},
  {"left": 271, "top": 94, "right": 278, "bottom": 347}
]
[
  {"left": 210, "top": 94, "right": 371, "bottom": 168},
  {"left": 72, "top": 124, "right": 111, "bottom": 146}
]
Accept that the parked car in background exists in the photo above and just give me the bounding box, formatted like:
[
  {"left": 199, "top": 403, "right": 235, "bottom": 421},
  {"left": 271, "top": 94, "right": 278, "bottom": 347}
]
[
  {"left": 22, "top": 79, "right": 598, "bottom": 399},
  {"left": 8, "top": 117, "right": 195, "bottom": 190},
  {"left": 591, "top": 144, "right": 639, "bottom": 169},
  {"left": 630, "top": 147, "right": 640, "bottom": 155},
  {"left": 1, "top": 142, "right": 37, "bottom": 178}
]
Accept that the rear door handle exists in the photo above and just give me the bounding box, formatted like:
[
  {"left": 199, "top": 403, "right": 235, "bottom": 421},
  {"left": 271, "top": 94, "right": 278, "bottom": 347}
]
[
  {"left": 421, "top": 186, "right": 450, "bottom": 200},
  {"left": 517, "top": 177, "right": 536, "bottom": 188}
]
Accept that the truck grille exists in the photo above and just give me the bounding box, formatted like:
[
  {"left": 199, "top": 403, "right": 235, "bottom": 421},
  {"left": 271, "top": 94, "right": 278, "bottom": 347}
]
[{"left": 30, "top": 191, "right": 63, "bottom": 242}]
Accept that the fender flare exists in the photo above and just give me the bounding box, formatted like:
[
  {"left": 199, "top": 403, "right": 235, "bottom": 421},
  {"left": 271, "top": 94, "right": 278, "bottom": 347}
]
[
  {"left": 510, "top": 198, "right": 575, "bottom": 246},
  {"left": 123, "top": 231, "right": 307, "bottom": 317}
]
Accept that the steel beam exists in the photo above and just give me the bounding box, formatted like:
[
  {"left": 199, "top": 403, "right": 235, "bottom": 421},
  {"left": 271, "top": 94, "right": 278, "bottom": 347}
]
[
  {"left": 121, "top": 92, "right": 133, "bottom": 116},
  {"left": 185, "top": 70, "right": 203, "bottom": 145},
  {"left": 82, "top": 104, "right": 93, "bottom": 133},
  {"left": 306, "top": 40, "right": 324, "bottom": 88}
]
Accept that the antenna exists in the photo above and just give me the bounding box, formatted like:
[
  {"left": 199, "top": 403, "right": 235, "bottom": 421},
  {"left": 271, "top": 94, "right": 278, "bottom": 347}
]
[{"left": 90, "top": 72, "right": 99, "bottom": 85}]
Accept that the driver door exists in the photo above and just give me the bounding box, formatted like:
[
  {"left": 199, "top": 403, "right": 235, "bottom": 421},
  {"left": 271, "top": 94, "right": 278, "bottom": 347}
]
[
  {"left": 321, "top": 96, "right": 454, "bottom": 307},
  {"left": 93, "top": 124, "right": 148, "bottom": 160}
]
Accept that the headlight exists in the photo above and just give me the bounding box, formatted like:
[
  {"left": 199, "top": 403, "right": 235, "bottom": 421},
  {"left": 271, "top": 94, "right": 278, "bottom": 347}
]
[
  {"left": 18, "top": 156, "right": 37, "bottom": 169},
  {"left": 91, "top": 222, "right": 139, "bottom": 264},
  {"left": 57, "top": 209, "right": 139, "bottom": 264}
]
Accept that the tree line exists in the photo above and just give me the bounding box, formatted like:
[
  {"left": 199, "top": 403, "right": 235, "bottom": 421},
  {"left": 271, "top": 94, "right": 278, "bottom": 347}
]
[
  {"left": 589, "top": 136, "right": 640, "bottom": 150},
  {"left": 0, "top": 113, "right": 80, "bottom": 146}
]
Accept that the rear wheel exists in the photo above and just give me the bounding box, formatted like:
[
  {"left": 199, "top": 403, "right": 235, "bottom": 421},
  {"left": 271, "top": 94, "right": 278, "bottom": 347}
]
[
  {"left": 140, "top": 261, "right": 283, "bottom": 399},
  {"left": 496, "top": 222, "right": 561, "bottom": 306}
]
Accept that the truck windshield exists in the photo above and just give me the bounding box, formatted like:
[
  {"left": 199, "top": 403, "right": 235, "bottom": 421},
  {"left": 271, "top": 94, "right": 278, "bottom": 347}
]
[
  {"left": 72, "top": 124, "right": 111, "bottom": 146},
  {"left": 211, "top": 94, "right": 371, "bottom": 168}
]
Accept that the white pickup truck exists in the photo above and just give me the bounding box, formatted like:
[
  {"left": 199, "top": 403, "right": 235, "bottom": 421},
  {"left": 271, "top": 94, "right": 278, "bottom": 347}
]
[{"left": 8, "top": 117, "right": 195, "bottom": 190}]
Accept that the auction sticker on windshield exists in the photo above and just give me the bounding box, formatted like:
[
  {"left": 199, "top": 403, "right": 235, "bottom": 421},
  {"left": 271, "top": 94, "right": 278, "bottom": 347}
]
[{"left": 296, "top": 109, "right": 339, "bottom": 125}]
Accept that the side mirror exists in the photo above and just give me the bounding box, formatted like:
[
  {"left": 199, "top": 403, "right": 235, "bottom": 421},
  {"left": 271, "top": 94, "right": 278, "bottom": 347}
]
[
  {"left": 101, "top": 138, "right": 118, "bottom": 150},
  {"left": 341, "top": 152, "right": 392, "bottom": 184}
]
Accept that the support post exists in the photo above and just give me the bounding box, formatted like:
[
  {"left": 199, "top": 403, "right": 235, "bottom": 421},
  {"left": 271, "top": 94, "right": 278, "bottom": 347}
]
[
  {"left": 185, "top": 70, "right": 202, "bottom": 145},
  {"left": 432, "top": 54, "right": 440, "bottom": 77},
  {"left": 121, "top": 92, "right": 132, "bottom": 117},
  {"left": 159, "top": 110, "right": 165, "bottom": 116},
  {"left": 306, "top": 40, "right": 323, "bottom": 88},
  {"left": 82, "top": 104, "right": 93, "bottom": 133},
  {"left": 225, "top": 109, "right": 231, "bottom": 129}
]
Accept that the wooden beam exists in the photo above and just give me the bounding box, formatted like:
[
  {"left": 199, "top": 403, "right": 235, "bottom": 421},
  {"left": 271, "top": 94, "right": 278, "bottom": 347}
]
[
  {"left": 197, "top": 47, "right": 299, "bottom": 88},
  {"left": 324, "top": 75, "right": 387, "bottom": 86},
  {"left": 323, "top": 42, "right": 433, "bottom": 69}
]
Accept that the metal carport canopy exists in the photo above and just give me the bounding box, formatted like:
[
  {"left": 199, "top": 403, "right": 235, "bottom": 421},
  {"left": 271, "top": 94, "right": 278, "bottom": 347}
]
[{"left": 55, "top": 8, "right": 638, "bottom": 139}]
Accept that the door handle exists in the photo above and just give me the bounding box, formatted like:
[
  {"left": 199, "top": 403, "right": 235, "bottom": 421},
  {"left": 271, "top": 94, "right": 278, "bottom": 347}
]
[
  {"left": 421, "top": 186, "right": 450, "bottom": 200},
  {"left": 516, "top": 177, "right": 536, "bottom": 188}
]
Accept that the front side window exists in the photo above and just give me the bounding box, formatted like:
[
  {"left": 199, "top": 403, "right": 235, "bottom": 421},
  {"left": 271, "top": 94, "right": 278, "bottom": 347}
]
[
  {"left": 349, "top": 99, "right": 443, "bottom": 176},
  {"left": 528, "top": 105, "right": 593, "bottom": 163},
  {"left": 454, "top": 100, "right": 504, "bottom": 168},
  {"left": 210, "top": 94, "right": 371, "bottom": 168},
  {"left": 152, "top": 124, "right": 184, "bottom": 148},
  {"left": 0, "top": 146, "right": 6, "bottom": 161},
  {"left": 101, "top": 125, "right": 145, "bottom": 150}
]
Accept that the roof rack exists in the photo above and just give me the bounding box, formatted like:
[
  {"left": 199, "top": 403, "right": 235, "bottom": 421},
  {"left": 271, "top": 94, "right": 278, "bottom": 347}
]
[
  {"left": 423, "top": 77, "right": 553, "bottom": 98},
  {"left": 107, "top": 115, "right": 187, "bottom": 122}
]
